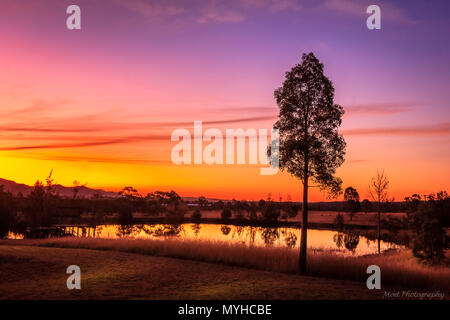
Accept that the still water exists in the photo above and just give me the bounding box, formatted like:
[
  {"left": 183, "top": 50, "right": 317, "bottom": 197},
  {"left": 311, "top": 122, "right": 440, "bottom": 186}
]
[{"left": 30, "top": 223, "right": 402, "bottom": 256}]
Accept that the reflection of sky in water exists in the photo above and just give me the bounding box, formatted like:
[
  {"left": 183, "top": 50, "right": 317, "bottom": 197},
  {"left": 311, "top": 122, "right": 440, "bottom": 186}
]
[
  {"left": 6, "top": 231, "right": 24, "bottom": 239},
  {"left": 62, "top": 224, "right": 402, "bottom": 256}
]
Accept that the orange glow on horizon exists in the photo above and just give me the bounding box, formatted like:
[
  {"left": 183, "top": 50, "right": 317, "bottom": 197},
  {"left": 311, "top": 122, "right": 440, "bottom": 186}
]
[{"left": 0, "top": 1, "right": 449, "bottom": 202}]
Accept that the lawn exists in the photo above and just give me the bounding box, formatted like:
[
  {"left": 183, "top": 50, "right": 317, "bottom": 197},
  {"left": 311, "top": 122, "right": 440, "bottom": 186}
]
[
  {"left": 0, "top": 245, "right": 411, "bottom": 300},
  {"left": 1, "top": 237, "right": 449, "bottom": 299}
]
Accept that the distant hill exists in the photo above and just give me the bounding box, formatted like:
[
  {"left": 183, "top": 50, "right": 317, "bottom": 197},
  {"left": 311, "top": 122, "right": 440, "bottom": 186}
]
[
  {"left": 182, "top": 196, "right": 225, "bottom": 203},
  {"left": 0, "top": 178, "right": 118, "bottom": 198}
]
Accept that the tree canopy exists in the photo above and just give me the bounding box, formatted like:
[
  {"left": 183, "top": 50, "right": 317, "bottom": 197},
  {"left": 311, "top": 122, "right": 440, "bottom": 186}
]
[{"left": 273, "top": 52, "right": 346, "bottom": 197}]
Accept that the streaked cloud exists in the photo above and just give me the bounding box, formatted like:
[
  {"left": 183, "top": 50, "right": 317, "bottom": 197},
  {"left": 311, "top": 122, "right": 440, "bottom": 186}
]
[
  {"left": 197, "top": 1, "right": 245, "bottom": 24},
  {"left": 0, "top": 114, "right": 276, "bottom": 133},
  {"left": 112, "top": 0, "right": 301, "bottom": 24},
  {"left": 112, "top": 0, "right": 184, "bottom": 19},
  {"left": 342, "top": 122, "right": 450, "bottom": 136},
  {"left": 320, "top": 0, "right": 415, "bottom": 24},
  {"left": 344, "top": 102, "right": 416, "bottom": 116},
  {"left": 18, "top": 153, "right": 171, "bottom": 165}
]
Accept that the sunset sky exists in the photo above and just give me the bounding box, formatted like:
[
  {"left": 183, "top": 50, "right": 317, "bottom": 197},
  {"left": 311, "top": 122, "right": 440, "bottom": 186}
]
[{"left": 0, "top": 0, "right": 449, "bottom": 201}]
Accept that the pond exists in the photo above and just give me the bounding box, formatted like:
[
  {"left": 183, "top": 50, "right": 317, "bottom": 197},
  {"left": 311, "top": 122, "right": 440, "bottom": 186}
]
[{"left": 9, "top": 223, "right": 403, "bottom": 256}]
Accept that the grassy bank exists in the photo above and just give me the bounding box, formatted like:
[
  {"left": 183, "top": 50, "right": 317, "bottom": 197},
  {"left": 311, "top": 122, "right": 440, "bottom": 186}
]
[
  {"left": 0, "top": 245, "right": 395, "bottom": 299},
  {"left": 3, "top": 237, "right": 449, "bottom": 291}
]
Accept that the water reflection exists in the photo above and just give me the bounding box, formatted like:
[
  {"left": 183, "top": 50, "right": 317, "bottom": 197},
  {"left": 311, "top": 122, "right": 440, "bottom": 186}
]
[
  {"left": 191, "top": 223, "right": 201, "bottom": 236},
  {"left": 261, "top": 228, "right": 279, "bottom": 246},
  {"left": 7, "top": 223, "right": 402, "bottom": 256},
  {"left": 220, "top": 225, "right": 231, "bottom": 235},
  {"left": 283, "top": 231, "right": 297, "bottom": 248},
  {"left": 343, "top": 233, "right": 360, "bottom": 253},
  {"left": 140, "top": 224, "right": 185, "bottom": 237}
]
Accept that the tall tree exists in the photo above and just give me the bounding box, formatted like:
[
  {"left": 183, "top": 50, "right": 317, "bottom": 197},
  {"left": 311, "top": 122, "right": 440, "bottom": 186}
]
[
  {"left": 368, "top": 170, "right": 389, "bottom": 254},
  {"left": 272, "top": 52, "right": 346, "bottom": 274}
]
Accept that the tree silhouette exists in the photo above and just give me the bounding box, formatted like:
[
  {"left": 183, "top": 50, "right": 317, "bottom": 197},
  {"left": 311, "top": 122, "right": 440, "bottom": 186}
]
[
  {"left": 344, "top": 186, "right": 360, "bottom": 221},
  {"left": 368, "top": 170, "right": 389, "bottom": 254},
  {"left": 221, "top": 208, "right": 232, "bottom": 221},
  {"left": 197, "top": 196, "right": 208, "bottom": 209},
  {"left": 333, "top": 212, "right": 344, "bottom": 230},
  {"left": 260, "top": 199, "right": 280, "bottom": 222},
  {"left": 119, "top": 186, "right": 140, "bottom": 200},
  {"left": 361, "top": 199, "right": 372, "bottom": 214},
  {"left": 271, "top": 52, "right": 346, "bottom": 274},
  {"left": 0, "top": 186, "right": 15, "bottom": 238},
  {"left": 407, "top": 191, "right": 449, "bottom": 264},
  {"left": 191, "top": 208, "right": 202, "bottom": 221}
]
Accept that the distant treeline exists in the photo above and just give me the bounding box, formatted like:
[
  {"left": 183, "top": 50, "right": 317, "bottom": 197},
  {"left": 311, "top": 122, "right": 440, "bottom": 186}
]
[
  {"left": 1, "top": 179, "right": 449, "bottom": 264},
  {"left": 0, "top": 179, "right": 447, "bottom": 227}
]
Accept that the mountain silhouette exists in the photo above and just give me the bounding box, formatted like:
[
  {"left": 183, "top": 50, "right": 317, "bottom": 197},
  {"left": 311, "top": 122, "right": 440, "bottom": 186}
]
[{"left": 0, "top": 178, "right": 118, "bottom": 198}]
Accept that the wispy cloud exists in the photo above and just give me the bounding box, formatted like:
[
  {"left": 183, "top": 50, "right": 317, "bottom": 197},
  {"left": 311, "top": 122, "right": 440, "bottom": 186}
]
[
  {"left": 197, "top": 0, "right": 245, "bottom": 24},
  {"left": 18, "top": 153, "right": 171, "bottom": 165},
  {"left": 0, "top": 110, "right": 276, "bottom": 151},
  {"left": 342, "top": 122, "right": 450, "bottom": 136},
  {"left": 320, "top": 0, "right": 415, "bottom": 24},
  {"left": 0, "top": 99, "right": 71, "bottom": 118},
  {"left": 112, "top": 0, "right": 302, "bottom": 24},
  {"left": 242, "top": 0, "right": 301, "bottom": 13},
  {"left": 344, "top": 102, "right": 416, "bottom": 116},
  {"left": 197, "top": 0, "right": 301, "bottom": 23},
  {"left": 347, "top": 159, "right": 369, "bottom": 163},
  {"left": 0, "top": 134, "right": 168, "bottom": 151},
  {"left": 214, "top": 106, "right": 278, "bottom": 113},
  {"left": 112, "top": 0, "right": 184, "bottom": 20},
  {"left": 0, "top": 114, "right": 276, "bottom": 134}
]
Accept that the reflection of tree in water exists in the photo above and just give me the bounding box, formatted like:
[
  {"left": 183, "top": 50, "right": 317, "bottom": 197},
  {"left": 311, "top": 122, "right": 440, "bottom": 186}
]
[
  {"left": 333, "top": 233, "right": 344, "bottom": 248},
  {"left": 221, "top": 225, "right": 231, "bottom": 236},
  {"left": 232, "top": 226, "right": 244, "bottom": 240},
  {"left": 139, "top": 224, "right": 184, "bottom": 237},
  {"left": 284, "top": 232, "right": 297, "bottom": 248},
  {"left": 333, "top": 232, "right": 360, "bottom": 253},
  {"left": 92, "top": 225, "right": 100, "bottom": 238},
  {"left": 261, "top": 228, "right": 279, "bottom": 246},
  {"left": 191, "top": 223, "right": 201, "bottom": 236},
  {"left": 116, "top": 224, "right": 138, "bottom": 237},
  {"left": 246, "top": 226, "right": 258, "bottom": 246},
  {"left": 344, "top": 233, "right": 360, "bottom": 252}
]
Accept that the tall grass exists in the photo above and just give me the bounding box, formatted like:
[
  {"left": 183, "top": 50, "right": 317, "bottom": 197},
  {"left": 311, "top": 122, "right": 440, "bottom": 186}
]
[{"left": 7, "top": 237, "right": 449, "bottom": 290}]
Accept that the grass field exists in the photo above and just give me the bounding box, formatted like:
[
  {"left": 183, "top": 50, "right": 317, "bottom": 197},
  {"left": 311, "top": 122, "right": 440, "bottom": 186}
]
[
  {"left": 2, "top": 237, "right": 449, "bottom": 293},
  {"left": 0, "top": 245, "right": 424, "bottom": 300}
]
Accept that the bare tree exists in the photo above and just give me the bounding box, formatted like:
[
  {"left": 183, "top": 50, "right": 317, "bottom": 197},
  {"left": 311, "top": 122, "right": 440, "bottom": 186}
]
[{"left": 368, "top": 170, "right": 389, "bottom": 254}]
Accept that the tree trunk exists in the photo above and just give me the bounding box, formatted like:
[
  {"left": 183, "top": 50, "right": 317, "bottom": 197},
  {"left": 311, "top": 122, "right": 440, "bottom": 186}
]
[
  {"left": 377, "top": 199, "right": 381, "bottom": 254},
  {"left": 299, "top": 174, "right": 308, "bottom": 275}
]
